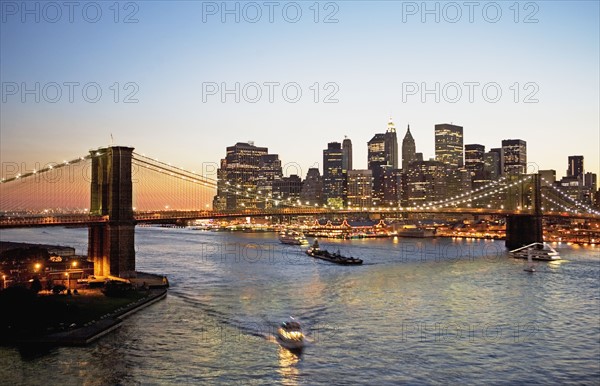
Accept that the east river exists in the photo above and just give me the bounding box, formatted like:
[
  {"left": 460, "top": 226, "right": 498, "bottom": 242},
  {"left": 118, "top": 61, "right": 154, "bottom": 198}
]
[{"left": 1, "top": 227, "right": 599, "bottom": 385}]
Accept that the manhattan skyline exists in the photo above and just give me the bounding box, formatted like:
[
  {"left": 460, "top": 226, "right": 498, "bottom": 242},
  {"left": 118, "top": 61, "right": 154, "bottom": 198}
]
[{"left": 1, "top": 1, "right": 598, "bottom": 178}]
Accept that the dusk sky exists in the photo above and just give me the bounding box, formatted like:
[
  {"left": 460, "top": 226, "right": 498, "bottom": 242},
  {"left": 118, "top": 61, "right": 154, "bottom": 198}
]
[{"left": 1, "top": 1, "right": 598, "bottom": 181}]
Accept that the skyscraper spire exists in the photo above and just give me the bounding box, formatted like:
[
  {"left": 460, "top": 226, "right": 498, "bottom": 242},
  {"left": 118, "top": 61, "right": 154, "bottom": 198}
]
[
  {"left": 387, "top": 117, "right": 396, "bottom": 133},
  {"left": 402, "top": 124, "right": 416, "bottom": 171}
]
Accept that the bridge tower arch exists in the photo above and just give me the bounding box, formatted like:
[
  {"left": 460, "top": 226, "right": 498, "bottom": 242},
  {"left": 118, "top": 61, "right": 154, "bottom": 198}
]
[{"left": 87, "top": 146, "right": 136, "bottom": 278}]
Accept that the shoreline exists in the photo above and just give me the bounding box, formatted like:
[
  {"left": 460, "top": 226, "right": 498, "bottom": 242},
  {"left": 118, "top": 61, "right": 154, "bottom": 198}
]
[{"left": 1, "top": 274, "right": 168, "bottom": 347}]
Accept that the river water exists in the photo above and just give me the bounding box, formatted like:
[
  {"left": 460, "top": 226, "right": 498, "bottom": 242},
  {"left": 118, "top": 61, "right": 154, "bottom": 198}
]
[{"left": 0, "top": 227, "right": 599, "bottom": 385}]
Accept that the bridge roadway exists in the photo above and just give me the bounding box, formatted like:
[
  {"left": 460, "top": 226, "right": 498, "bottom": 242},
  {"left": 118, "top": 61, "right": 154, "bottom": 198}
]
[{"left": 0, "top": 208, "right": 598, "bottom": 228}]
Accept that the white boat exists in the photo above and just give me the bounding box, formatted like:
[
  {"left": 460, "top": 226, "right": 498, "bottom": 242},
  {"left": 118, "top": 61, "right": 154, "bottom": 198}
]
[
  {"left": 510, "top": 242, "right": 561, "bottom": 261},
  {"left": 276, "top": 319, "right": 305, "bottom": 350},
  {"left": 278, "top": 230, "right": 309, "bottom": 245},
  {"left": 523, "top": 247, "right": 536, "bottom": 272}
]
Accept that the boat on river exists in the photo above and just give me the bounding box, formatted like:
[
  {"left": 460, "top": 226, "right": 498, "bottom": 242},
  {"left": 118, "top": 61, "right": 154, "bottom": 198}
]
[
  {"left": 276, "top": 319, "right": 305, "bottom": 350},
  {"left": 509, "top": 242, "right": 561, "bottom": 261},
  {"left": 279, "top": 230, "right": 309, "bottom": 245},
  {"left": 305, "top": 240, "right": 363, "bottom": 265}
]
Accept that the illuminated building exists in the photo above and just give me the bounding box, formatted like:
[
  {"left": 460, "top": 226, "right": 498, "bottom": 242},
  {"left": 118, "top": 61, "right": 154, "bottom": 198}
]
[
  {"left": 502, "top": 139, "right": 527, "bottom": 175},
  {"left": 435, "top": 123, "right": 463, "bottom": 168},
  {"left": 347, "top": 170, "right": 373, "bottom": 208}
]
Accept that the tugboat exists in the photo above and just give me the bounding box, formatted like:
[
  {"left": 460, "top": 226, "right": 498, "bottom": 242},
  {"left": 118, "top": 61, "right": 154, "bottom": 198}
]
[
  {"left": 305, "top": 239, "right": 363, "bottom": 265},
  {"left": 276, "top": 318, "right": 305, "bottom": 351},
  {"left": 279, "top": 230, "right": 309, "bottom": 245}
]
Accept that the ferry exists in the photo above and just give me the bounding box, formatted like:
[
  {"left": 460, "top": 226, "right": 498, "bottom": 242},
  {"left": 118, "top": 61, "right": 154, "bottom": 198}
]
[
  {"left": 509, "top": 242, "right": 561, "bottom": 261},
  {"left": 305, "top": 240, "right": 363, "bottom": 265},
  {"left": 276, "top": 319, "right": 305, "bottom": 350},
  {"left": 279, "top": 230, "right": 309, "bottom": 245}
]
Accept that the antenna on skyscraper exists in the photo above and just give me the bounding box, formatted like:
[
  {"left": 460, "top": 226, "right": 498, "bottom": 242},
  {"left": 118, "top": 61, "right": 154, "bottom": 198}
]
[{"left": 110, "top": 133, "right": 114, "bottom": 146}]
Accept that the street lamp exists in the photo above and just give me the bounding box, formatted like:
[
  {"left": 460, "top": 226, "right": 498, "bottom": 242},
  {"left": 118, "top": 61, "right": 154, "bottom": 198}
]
[
  {"left": 2, "top": 275, "right": 5, "bottom": 289},
  {"left": 65, "top": 272, "right": 70, "bottom": 290},
  {"left": 70, "top": 261, "right": 78, "bottom": 290}
]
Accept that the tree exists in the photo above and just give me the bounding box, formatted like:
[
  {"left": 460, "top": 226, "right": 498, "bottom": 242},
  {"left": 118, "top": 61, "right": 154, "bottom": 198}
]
[{"left": 30, "top": 278, "right": 42, "bottom": 294}]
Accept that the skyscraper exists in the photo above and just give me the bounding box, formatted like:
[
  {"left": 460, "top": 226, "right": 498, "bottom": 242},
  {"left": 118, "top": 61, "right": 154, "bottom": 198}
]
[
  {"left": 342, "top": 136, "right": 353, "bottom": 173},
  {"left": 272, "top": 175, "right": 303, "bottom": 203},
  {"left": 401, "top": 124, "right": 416, "bottom": 171},
  {"left": 256, "top": 154, "right": 283, "bottom": 207},
  {"left": 502, "top": 139, "right": 527, "bottom": 175},
  {"left": 584, "top": 172, "right": 597, "bottom": 191},
  {"left": 347, "top": 169, "right": 373, "bottom": 208},
  {"left": 299, "top": 167, "right": 323, "bottom": 205},
  {"left": 484, "top": 151, "right": 501, "bottom": 181},
  {"left": 384, "top": 118, "right": 398, "bottom": 169},
  {"left": 435, "top": 123, "right": 463, "bottom": 168},
  {"left": 382, "top": 166, "right": 402, "bottom": 206},
  {"left": 214, "top": 142, "right": 281, "bottom": 210},
  {"left": 323, "top": 142, "right": 345, "bottom": 204},
  {"left": 368, "top": 133, "right": 386, "bottom": 204},
  {"left": 490, "top": 148, "right": 504, "bottom": 176},
  {"left": 405, "top": 160, "right": 446, "bottom": 206},
  {"left": 567, "top": 156, "right": 584, "bottom": 179},
  {"left": 368, "top": 118, "right": 400, "bottom": 205},
  {"left": 465, "top": 144, "right": 485, "bottom": 180}
]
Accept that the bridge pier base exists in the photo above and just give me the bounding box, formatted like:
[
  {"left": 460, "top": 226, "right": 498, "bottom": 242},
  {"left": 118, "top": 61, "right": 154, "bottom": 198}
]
[
  {"left": 87, "top": 146, "right": 136, "bottom": 278},
  {"left": 505, "top": 215, "right": 543, "bottom": 250},
  {"left": 89, "top": 223, "right": 136, "bottom": 278}
]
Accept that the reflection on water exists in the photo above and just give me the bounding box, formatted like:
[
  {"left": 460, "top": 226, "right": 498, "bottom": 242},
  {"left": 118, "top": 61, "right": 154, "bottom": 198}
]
[
  {"left": 0, "top": 227, "right": 599, "bottom": 384},
  {"left": 278, "top": 346, "right": 301, "bottom": 386}
]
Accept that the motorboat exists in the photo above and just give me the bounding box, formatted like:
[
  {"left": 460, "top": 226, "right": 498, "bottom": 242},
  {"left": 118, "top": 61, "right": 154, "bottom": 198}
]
[
  {"left": 305, "top": 240, "right": 363, "bottom": 265},
  {"left": 279, "top": 230, "right": 309, "bottom": 245},
  {"left": 510, "top": 242, "right": 561, "bottom": 261},
  {"left": 276, "top": 319, "right": 305, "bottom": 350}
]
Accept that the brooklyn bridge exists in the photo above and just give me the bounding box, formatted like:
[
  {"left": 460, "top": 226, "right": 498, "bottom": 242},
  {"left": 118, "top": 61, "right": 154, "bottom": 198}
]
[{"left": 1, "top": 146, "right": 598, "bottom": 278}]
